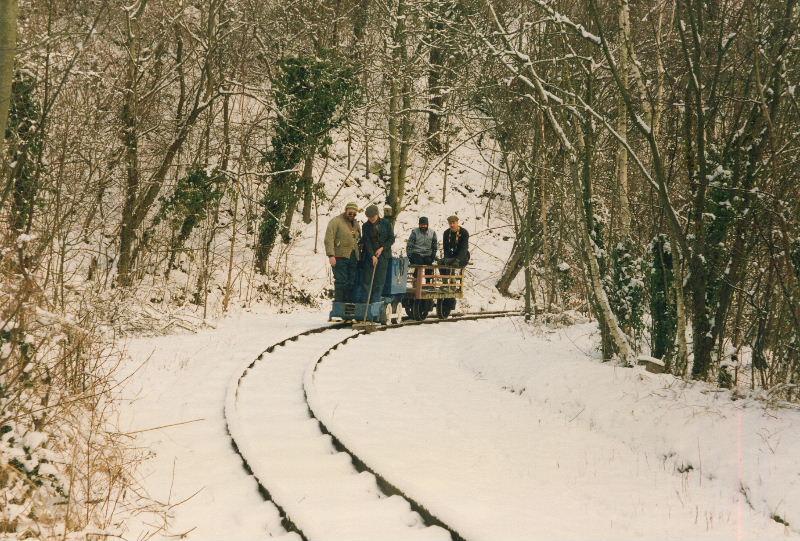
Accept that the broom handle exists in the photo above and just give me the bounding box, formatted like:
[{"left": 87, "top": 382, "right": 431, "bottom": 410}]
[{"left": 362, "top": 259, "right": 378, "bottom": 324}]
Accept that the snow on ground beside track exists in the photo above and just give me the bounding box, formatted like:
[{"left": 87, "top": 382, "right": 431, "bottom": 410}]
[
  {"left": 456, "top": 319, "right": 800, "bottom": 534},
  {"left": 116, "top": 310, "right": 324, "bottom": 541},
  {"left": 308, "top": 316, "right": 800, "bottom": 541}
]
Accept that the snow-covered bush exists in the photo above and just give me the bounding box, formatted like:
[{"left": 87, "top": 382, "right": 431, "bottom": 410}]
[{"left": 1, "top": 232, "right": 143, "bottom": 539}]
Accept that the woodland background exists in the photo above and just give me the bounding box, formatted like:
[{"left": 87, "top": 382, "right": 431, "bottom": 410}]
[{"left": 0, "top": 0, "right": 798, "bottom": 537}]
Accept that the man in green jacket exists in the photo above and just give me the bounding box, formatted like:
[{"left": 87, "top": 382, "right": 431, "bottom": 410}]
[{"left": 324, "top": 202, "right": 361, "bottom": 302}]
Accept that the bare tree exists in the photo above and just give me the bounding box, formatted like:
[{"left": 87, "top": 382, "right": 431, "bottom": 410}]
[
  {"left": 116, "top": 1, "right": 220, "bottom": 285},
  {"left": 0, "top": 0, "right": 16, "bottom": 161}
]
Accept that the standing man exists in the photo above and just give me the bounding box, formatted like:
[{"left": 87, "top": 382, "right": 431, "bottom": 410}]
[
  {"left": 442, "top": 215, "right": 470, "bottom": 267},
  {"left": 325, "top": 202, "right": 361, "bottom": 302},
  {"left": 361, "top": 204, "right": 394, "bottom": 302},
  {"left": 406, "top": 217, "right": 437, "bottom": 265}
]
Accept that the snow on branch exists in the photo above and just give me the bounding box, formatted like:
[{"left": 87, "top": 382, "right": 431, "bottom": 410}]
[{"left": 530, "top": 0, "right": 602, "bottom": 45}]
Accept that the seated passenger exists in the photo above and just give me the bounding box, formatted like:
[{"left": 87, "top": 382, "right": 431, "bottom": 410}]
[
  {"left": 441, "top": 215, "right": 470, "bottom": 267},
  {"left": 406, "top": 216, "right": 437, "bottom": 265}
]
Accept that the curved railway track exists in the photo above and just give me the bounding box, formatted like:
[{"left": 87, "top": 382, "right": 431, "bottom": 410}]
[{"left": 223, "top": 310, "right": 519, "bottom": 541}]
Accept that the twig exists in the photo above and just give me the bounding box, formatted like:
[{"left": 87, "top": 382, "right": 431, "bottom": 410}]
[
  {"left": 110, "top": 418, "right": 205, "bottom": 436},
  {"left": 568, "top": 406, "right": 586, "bottom": 423}
]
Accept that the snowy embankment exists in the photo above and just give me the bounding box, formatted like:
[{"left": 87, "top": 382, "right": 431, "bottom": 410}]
[{"left": 308, "top": 317, "right": 800, "bottom": 541}]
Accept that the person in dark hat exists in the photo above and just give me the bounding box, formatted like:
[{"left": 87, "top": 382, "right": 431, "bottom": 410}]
[
  {"left": 406, "top": 216, "right": 437, "bottom": 265},
  {"left": 360, "top": 204, "right": 394, "bottom": 302}
]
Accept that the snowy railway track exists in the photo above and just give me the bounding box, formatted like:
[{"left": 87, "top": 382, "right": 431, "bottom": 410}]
[{"left": 223, "top": 311, "right": 518, "bottom": 541}]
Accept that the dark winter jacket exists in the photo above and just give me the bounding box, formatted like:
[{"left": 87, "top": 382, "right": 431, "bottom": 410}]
[
  {"left": 406, "top": 228, "right": 438, "bottom": 259},
  {"left": 362, "top": 218, "right": 395, "bottom": 260},
  {"left": 443, "top": 227, "right": 470, "bottom": 266}
]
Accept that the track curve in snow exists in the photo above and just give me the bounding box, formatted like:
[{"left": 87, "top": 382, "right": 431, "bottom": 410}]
[{"left": 224, "top": 312, "right": 517, "bottom": 541}]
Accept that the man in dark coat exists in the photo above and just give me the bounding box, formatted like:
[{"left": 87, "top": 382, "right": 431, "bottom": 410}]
[
  {"left": 442, "top": 215, "right": 470, "bottom": 267},
  {"left": 361, "top": 204, "right": 395, "bottom": 302}
]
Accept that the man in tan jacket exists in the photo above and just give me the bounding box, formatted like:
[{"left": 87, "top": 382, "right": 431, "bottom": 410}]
[{"left": 325, "top": 202, "right": 362, "bottom": 302}]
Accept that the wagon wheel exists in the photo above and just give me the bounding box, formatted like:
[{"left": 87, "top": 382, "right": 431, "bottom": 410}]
[
  {"left": 423, "top": 301, "right": 432, "bottom": 320},
  {"left": 379, "top": 302, "right": 391, "bottom": 325},
  {"left": 402, "top": 297, "right": 414, "bottom": 319},
  {"left": 411, "top": 299, "right": 428, "bottom": 321},
  {"left": 436, "top": 298, "right": 453, "bottom": 319}
]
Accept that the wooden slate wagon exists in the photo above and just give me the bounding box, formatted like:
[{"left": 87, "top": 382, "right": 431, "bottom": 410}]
[{"left": 402, "top": 263, "right": 464, "bottom": 320}]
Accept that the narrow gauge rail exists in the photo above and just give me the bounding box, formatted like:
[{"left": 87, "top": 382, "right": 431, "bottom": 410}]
[{"left": 224, "top": 310, "right": 520, "bottom": 541}]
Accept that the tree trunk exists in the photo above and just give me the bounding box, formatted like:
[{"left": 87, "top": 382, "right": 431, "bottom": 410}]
[
  {"left": 277, "top": 151, "right": 315, "bottom": 243},
  {"left": 0, "top": 0, "right": 17, "bottom": 161},
  {"left": 426, "top": 13, "right": 445, "bottom": 154},
  {"left": 256, "top": 169, "right": 293, "bottom": 272},
  {"left": 355, "top": 0, "right": 370, "bottom": 181},
  {"left": 301, "top": 153, "right": 314, "bottom": 224},
  {"left": 673, "top": 261, "right": 690, "bottom": 376},
  {"left": 222, "top": 188, "right": 238, "bottom": 313},
  {"left": 281, "top": 198, "right": 294, "bottom": 244},
  {"left": 496, "top": 242, "right": 523, "bottom": 296},
  {"left": 116, "top": 16, "right": 141, "bottom": 286},
  {"left": 523, "top": 158, "right": 538, "bottom": 319},
  {"left": 387, "top": 0, "right": 410, "bottom": 222},
  {"left": 574, "top": 124, "right": 635, "bottom": 366},
  {"left": 615, "top": 0, "right": 632, "bottom": 238},
  {"left": 353, "top": 0, "right": 369, "bottom": 42}
]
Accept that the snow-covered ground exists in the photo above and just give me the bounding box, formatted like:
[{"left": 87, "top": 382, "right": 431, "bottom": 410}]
[
  {"left": 311, "top": 317, "right": 800, "bottom": 540},
  {"left": 117, "top": 311, "right": 322, "bottom": 540},
  {"left": 118, "top": 312, "right": 799, "bottom": 540}
]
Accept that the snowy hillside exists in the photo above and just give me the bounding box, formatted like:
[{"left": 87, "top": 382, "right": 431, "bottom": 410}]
[
  {"left": 144, "top": 134, "right": 528, "bottom": 319},
  {"left": 279, "top": 139, "right": 523, "bottom": 312}
]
